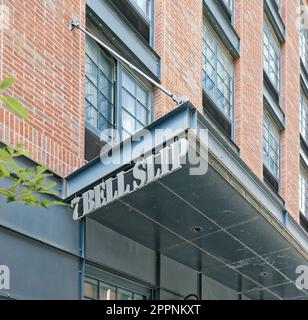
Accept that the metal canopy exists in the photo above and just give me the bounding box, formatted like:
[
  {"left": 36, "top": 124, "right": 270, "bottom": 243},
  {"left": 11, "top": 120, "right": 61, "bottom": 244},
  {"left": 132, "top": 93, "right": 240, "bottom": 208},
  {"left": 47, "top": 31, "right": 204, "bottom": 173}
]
[
  {"left": 90, "top": 154, "right": 308, "bottom": 300},
  {"left": 65, "top": 102, "right": 308, "bottom": 300}
]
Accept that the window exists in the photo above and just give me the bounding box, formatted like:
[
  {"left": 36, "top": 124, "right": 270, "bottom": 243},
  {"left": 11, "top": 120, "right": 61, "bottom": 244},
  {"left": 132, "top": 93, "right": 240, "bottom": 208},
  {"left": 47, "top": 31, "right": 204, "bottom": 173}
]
[
  {"left": 85, "top": 35, "right": 153, "bottom": 157},
  {"left": 85, "top": 36, "right": 115, "bottom": 132},
  {"left": 223, "top": 0, "right": 234, "bottom": 12},
  {"left": 301, "top": 28, "right": 308, "bottom": 70},
  {"left": 121, "top": 69, "right": 151, "bottom": 139},
  {"left": 274, "top": 0, "right": 280, "bottom": 9},
  {"left": 300, "top": 165, "right": 308, "bottom": 218},
  {"left": 203, "top": 23, "right": 234, "bottom": 121},
  {"left": 84, "top": 276, "right": 148, "bottom": 300},
  {"left": 300, "top": 93, "right": 308, "bottom": 144},
  {"left": 264, "top": 21, "right": 280, "bottom": 91},
  {"left": 133, "top": 0, "right": 151, "bottom": 19},
  {"left": 263, "top": 112, "right": 280, "bottom": 181},
  {"left": 113, "top": 0, "right": 153, "bottom": 44}
]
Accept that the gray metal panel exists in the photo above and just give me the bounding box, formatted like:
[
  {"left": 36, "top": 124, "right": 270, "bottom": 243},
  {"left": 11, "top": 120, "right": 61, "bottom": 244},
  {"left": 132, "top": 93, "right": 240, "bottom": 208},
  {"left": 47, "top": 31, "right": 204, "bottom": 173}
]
[
  {"left": 65, "top": 103, "right": 191, "bottom": 197},
  {"left": 264, "top": 85, "right": 285, "bottom": 129},
  {"left": 86, "top": 218, "right": 157, "bottom": 285},
  {"left": 0, "top": 228, "right": 79, "bottom": 300},
  {"left": 202, "top": 275, "right": 239, "bottom": 300},
  {"left": 160, "top": 255, "right": 198, "bottom": 298},
  {"left": 264, "top": 0, "right": 286, "bottom": 44},
  {"left": 203, "top": 0, "right": 240, "bottom": 58},
  {"left": 87, "top": 0, "right": 160, "bottom": 78},
  {"left": 0, "top": 180, "right": 80, "bottom": 256}
]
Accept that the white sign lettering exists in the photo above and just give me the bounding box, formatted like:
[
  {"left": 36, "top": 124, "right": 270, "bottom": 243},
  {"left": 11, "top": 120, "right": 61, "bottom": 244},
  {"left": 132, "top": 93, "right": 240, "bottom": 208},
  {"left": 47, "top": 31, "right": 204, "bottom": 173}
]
[{"left": 71, "top": 138, "right": 189, "bottom": 220}]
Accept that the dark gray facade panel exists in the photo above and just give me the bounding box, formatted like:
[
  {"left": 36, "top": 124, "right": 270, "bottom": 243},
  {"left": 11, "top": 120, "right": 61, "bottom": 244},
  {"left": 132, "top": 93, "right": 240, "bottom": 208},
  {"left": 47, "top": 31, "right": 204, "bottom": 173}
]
[
  {"left": 0, "top": 194, "right": 80, "bottom": 256},
  {"left": 264, "top": 85, "right": 285, "bottom": 129},
  {"left": 203, "top": 0, "right": 240, "bottom": 58},
  {"left": 0, "top": 228, "right": 79, "bottom": 300},
  {"left": 264, "top": 0, "right": 285, "bottom": 43},
  {"left": 85, "top": 218, "right": 156, "bottom": 285},
  {"left": 87, "top": 0, "right": 160, "bottom": 78},
  {"left": 202, "top": 275, "right": 239, "bottom": 300},
  {"left": 160, "top": 255, "right": 198, "bottom": 298}
]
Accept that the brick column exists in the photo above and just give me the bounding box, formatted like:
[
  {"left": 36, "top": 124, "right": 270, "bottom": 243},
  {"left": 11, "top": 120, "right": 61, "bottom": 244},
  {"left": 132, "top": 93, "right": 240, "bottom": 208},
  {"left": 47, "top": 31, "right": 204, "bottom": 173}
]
[
  {"left": 0, "top": 0, "right": 86, "bottom": 177},
  {"left": 154, "top": 0, "right": 203, "bottom": 118},
  {"left": 234, "top": 0, "right": 264, "bottom": 179},
  {"left": 280, "top": 0, "right": 301, "bottom": 220}
]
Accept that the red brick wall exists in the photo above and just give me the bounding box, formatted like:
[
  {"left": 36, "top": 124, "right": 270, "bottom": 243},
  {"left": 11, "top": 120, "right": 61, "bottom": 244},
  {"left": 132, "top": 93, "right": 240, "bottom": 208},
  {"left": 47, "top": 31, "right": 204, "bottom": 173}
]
[
  {"left": 0, "top": 0, "right": 86, "bottom": 177},
  {"left": 154, "top": 0, "right": 203, "bottom": 118},
  {"left": 280, "top": 0, "right": 300, "bottom": 221},
  {"left": 234, "top": 0, "right": 264, "bottom": 180}
]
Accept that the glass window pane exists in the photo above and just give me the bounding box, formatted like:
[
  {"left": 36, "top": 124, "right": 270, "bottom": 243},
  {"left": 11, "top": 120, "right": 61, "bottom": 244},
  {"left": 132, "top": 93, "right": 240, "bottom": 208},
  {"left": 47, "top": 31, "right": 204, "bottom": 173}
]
[
  {"left": 136, "top": 102, "right": 148, "bottom": 125},
  {"left": 134, "top": 294, "right": 145, "bottom": 300},
  {"left": 263, "top": 112, "right": 280, "bottom": 180},
  {"left": 203, "top": 23, "right": 234, "bottom": 120},
  {"left": 86, "top": 56, "right": 98, "bottom": 86},
  {"left": 121, "top": 68, "right": 152, "bottom": 137},
  {"left": 263, "top": 22, "right": 280, "bottom": 91},
  {"left": 85, "top": 38, "right": 115, "bottom": 132},
  {"left": 122, "top": 70, "right": 136, "bottom": 95},
  {"left": 99, "top": 283, "right": 117, "bottom": 300},
  {"left": 122, "top": 110, "right": 135, "bottom": 134},
  {"left": 86, "top": 102, "right": 98, "bottom": 128},
  {"left": 137, "top": 85, "right": 148, "bottom": 106},
  {"left": 134, "top": 0, "right": 150, "bottom": 17},
  {"left": 118, "top": 288, "right": 133, "bottom": 300},
  {"left": 122, "top": 89, "right": 136, "bottom": 115},
  {"left": 98, "top": 93, "right": 113, "bottom": 124},
  {"left": 98, "top": 71, "right": 113, "bottom": 102},
  {"left": 85, "top": 78, "right": 98, "bottom": 107},
  {"left": 86, "top": 36, "right": 98, "bottom": 64},
  {"left": 84, "top": 278, "right": 98, "bottom": 300},
  {"left": 99, "top": 51, "right": 113, "bottom": 80}
]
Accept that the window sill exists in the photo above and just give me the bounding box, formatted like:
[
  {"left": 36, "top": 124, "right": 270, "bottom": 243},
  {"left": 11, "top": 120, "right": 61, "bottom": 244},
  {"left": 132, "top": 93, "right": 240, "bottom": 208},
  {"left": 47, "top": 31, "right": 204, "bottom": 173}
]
[
  {"left": 300, "top": 212, "right": 308, "bottom": 234},
  {"left": 264, "top": 0, "right": 285, "bottom": 44},
  {"left": 203, "top": 89, "right": 233, "bottom": 140},
  {"left": 203, "top": 0, "right": 240, "bottom": 58},
  {"left": 264, "top": 70, "right": 280, "bottom": 104},
  {"left": 263, "top": 164, "right": 280, "bottom": 194}
]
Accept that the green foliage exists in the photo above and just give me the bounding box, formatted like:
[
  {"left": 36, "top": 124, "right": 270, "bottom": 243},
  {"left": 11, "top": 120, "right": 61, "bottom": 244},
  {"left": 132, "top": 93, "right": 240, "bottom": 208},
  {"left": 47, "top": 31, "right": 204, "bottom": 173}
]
[
  {"left": 0, "top": 76, "right": 66, "bottom": 208},
  {"left": 0, "top": 77, "right": 29, "bottom": 120}
]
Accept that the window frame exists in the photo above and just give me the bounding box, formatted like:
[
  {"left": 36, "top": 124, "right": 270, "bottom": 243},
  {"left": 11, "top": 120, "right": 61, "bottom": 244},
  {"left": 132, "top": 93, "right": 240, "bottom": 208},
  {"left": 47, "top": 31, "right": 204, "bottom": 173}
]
[
  {"left": 301, "top": 27, "right": 308, "bottom": 71},
  {"left": 85, "top": 34, "right": 154, "bottom": 142},
  {"left": 83, "top": 275, "right": 152, "bottom": 301},
  {"left": 300, "top": 92, "right": 308, "bottom": 145},
  {"left": 129, "top": 0, "right": 152, "bottom": 22},
  {"left": 117, "top": 64, "right": 154, "bottom": 140},
  {"left": 263, "top": 111, "right": 281, "bottom": 183},
  {"left": 300, "top": 164, "right": 308, "bottom": 219},
  {"left": 202, "top": 21, "right": 235, "bottom": 125},
  {"left": 263, "top": 19, "right": 281, "bottom": 93}
]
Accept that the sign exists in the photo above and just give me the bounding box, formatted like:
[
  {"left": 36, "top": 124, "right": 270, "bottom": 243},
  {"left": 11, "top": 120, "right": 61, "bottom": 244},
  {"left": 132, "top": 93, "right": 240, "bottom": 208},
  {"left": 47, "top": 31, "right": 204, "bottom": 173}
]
[{"left": 71, "top": 138, "right": 189, "bottom": 220}]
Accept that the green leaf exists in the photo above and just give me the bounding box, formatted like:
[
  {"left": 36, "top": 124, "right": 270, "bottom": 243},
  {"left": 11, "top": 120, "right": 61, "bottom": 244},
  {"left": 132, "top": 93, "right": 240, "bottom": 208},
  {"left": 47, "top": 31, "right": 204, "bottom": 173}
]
[
  {"left": 6, "top": 145, "right": 14, "bottom": 155},
  {"left": 0, "top": 162, "right": 10, "bottom": 177},
  {"left": 7, "top": 196, "right": 16, "bottom": 203},
  {"left": 1, "top": 97, "right": 28, "bottom": 120},
  {"left": 0, "top": 76, "right": 15, "bottom": 90},
  {"left": 41, "top": 182, "right": 57, "bottom": 190},
  {"left": 40, "top": 200, "right": 67, "bottom": 208}
]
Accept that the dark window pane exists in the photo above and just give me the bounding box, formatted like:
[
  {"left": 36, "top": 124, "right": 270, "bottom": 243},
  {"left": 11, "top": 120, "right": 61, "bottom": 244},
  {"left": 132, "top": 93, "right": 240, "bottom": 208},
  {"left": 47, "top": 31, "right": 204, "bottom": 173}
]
[
  {"left": 99, "top": 283, "right": 117, "bottom": 300},
  {"left": 84, "top": 278, "right": 98, "bottom": 300}
]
